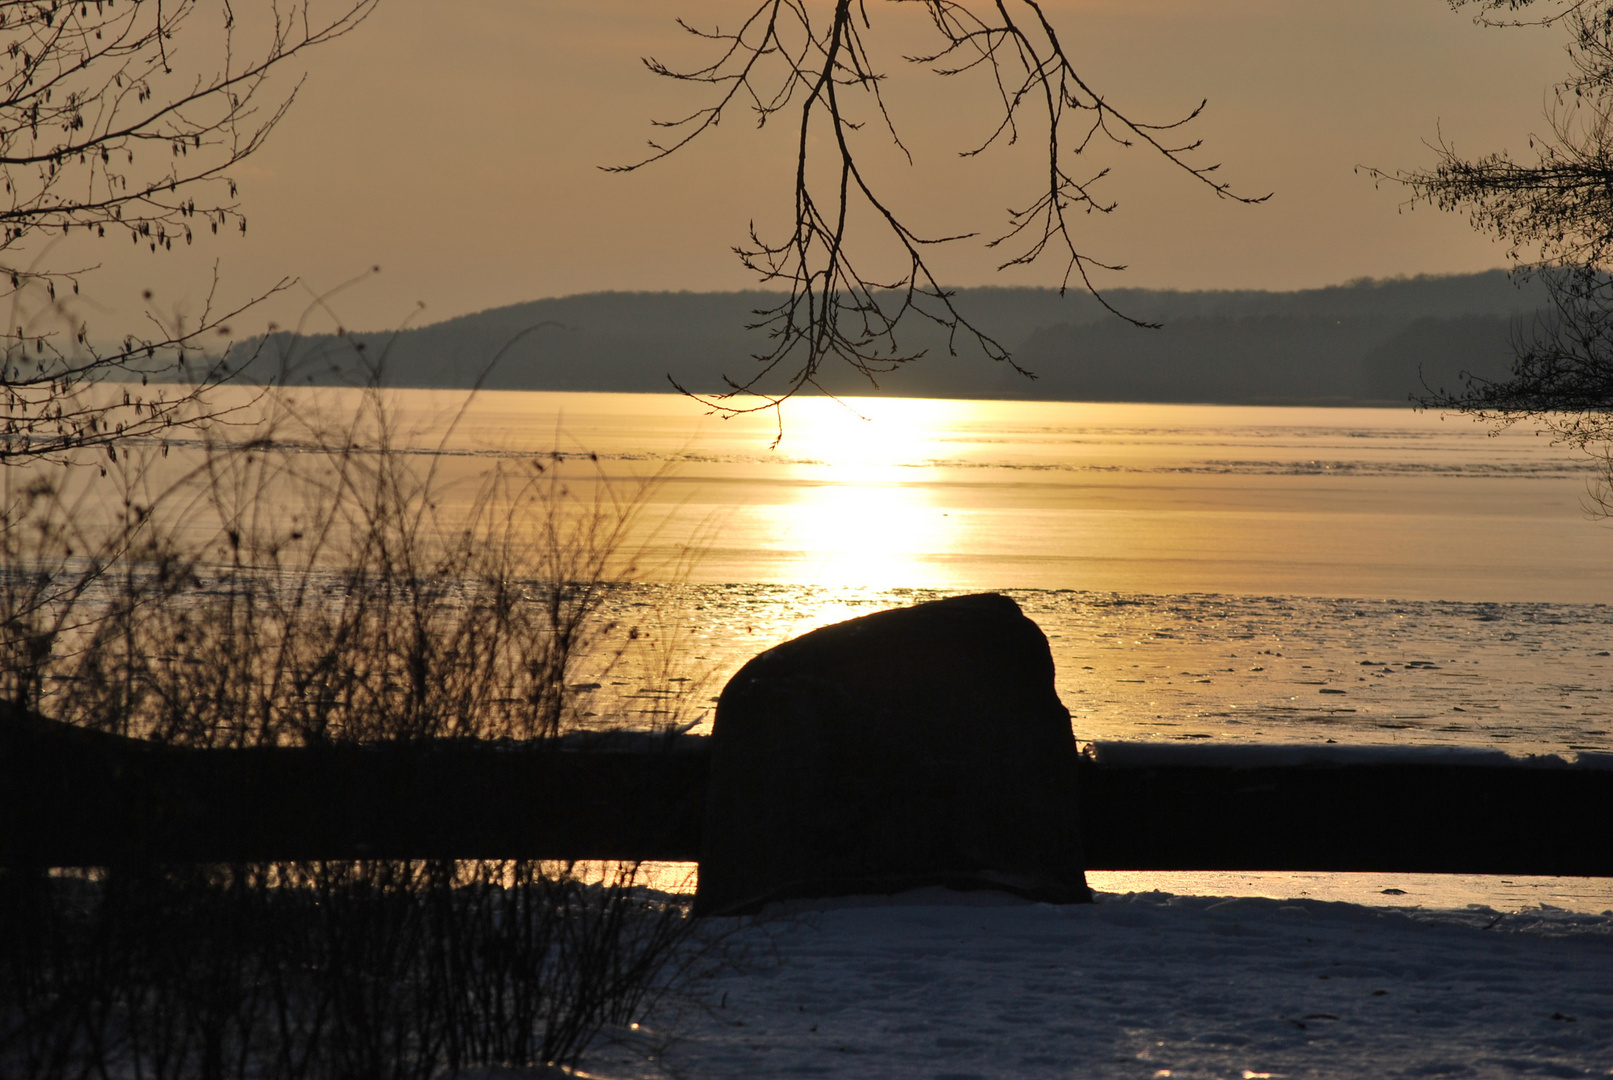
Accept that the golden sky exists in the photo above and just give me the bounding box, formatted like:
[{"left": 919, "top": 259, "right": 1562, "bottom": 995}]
[{"left": 56, "top": 0, "right": 1572, "bottom": 335}]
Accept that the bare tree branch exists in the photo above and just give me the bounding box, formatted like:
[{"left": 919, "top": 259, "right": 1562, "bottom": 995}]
[
  {"left": 615, "top": 0, "right": 1267, "bottom": 420},
  {"left": 0, "top": 0, "right": 377, "bottom": 464},
  {"left": 1373, "top": 0, "right": 1613, "bottom": 502}
]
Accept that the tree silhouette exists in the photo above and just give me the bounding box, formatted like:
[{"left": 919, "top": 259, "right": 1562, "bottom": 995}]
[
  {"left": 1382, "top": 0, "right": 1613, "bottom": 468},
  {"left": 615, "top": 0, "right": 1267, "bottom": 424},
  {"left": 0, "top": 0, "right": 375, "bottom": 464}
]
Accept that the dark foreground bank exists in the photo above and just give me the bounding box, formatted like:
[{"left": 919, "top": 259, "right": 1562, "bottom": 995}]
[{"left": 6, "top": 712, "right": 1610, "bottom": 877}]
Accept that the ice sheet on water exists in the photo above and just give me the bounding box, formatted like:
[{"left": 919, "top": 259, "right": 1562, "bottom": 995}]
[{"left": 589, "top": 584, "right": 1613, "bottom": 757}]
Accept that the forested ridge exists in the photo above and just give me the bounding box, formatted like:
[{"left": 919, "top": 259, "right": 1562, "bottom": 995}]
[{"left": 233, "top": 271, "right": 1547, "bottom": 405}]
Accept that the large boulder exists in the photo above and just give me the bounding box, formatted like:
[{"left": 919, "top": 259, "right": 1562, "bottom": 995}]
[{"left": 694, "top": 593, "right": 1090, "bottom": 915}]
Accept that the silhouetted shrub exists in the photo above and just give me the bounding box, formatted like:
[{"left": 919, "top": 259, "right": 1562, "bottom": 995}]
[{"left": 0, "top": 371, "right": 712, "bottom": 1078}]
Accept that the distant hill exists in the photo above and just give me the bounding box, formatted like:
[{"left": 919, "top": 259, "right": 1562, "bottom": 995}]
[{"left": 226, "top": 271, "right": 1548, "bottom": 405}]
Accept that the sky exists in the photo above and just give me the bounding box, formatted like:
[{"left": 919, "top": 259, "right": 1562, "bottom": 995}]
[{"left": 49, "top": 0, "right": 1574, "bottom": 336}]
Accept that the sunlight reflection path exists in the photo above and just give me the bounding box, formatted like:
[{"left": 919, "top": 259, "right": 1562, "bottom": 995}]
[
  {"left": 179, "top": 386, "right": 1613, "bottom": 610},
  {"left": 761, "top": 397, "right": 964, "bottom": 589}
]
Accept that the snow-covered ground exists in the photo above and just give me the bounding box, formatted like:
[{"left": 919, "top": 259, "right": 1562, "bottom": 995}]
[{"left": 586, "top": 887, "right": 1613, "bottom": 1080}]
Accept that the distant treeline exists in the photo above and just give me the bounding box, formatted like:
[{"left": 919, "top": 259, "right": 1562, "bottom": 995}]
[{"left": 227, "top": 271, "right": 1548, "bottom": 405}]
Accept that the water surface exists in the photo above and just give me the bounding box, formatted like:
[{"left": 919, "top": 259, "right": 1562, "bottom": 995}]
[
  {"left": 185, "top": 389, "right": 1613, "bottom": 907},
  {"left": 309, "top": 390, "right": 1609, "bottom": 754},
  {"left": 384, "top": 391, "right": 1613, "bottom": 602}
]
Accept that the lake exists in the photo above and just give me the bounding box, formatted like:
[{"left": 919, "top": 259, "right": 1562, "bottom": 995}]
[
  {"left": 399, "top": 391, "right": 1613, "bottom": 602},
  {"left": 295, "top": 390, "right": 1613, "bottom": 750},
  {"left": 178, "top": 387, "right": 1613, "bottom": 909}
]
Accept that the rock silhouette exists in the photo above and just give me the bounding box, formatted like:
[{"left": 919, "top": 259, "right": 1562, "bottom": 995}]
[{"left": 694, "top": 593, "right": 1090, "bottom": 915}]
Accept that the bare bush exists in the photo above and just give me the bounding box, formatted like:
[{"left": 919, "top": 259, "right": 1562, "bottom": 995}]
[
  {"left": 0, "top": 375, "right": 682, "bottom": 746},
  {"left": 1, "top": 859, "right": 703, "bottom": 1078},
  {"left": 0, "top": 350, "right": 716, "bottom": 1077}
]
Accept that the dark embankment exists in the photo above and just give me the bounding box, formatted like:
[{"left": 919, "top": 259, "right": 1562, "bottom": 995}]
[
  {"left": 7, "top": 711, "right": 1609, "bottom": 876},
  {"left": 0, "top": 711, "right": 707, "bottom": 864}
]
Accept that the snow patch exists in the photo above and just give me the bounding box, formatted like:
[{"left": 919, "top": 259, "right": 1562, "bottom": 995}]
[
  {"left": 1081, "top": 740, "right": 1613, "bottom": 770},
  {"left": 586, "top": 887, "right": 1613, "bottom": 1079}
]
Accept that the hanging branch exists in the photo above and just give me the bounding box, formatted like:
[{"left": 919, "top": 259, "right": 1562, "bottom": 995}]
[{"left": 611, "top": 0, "right": 1266, "bottom": 420}]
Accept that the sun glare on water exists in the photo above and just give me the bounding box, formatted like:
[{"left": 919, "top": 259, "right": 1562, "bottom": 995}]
[{"left": 761, "top": 397, "right": 967, "bottom": 591}]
